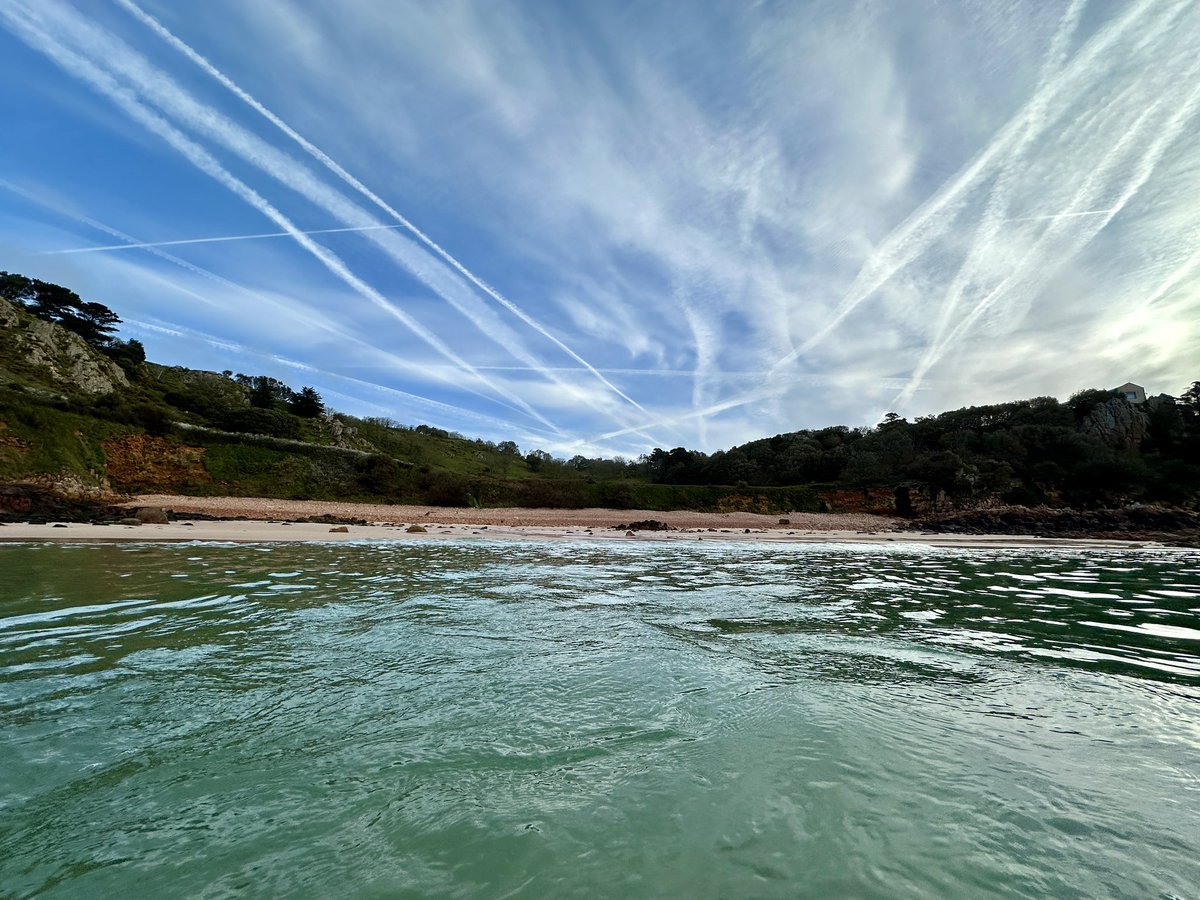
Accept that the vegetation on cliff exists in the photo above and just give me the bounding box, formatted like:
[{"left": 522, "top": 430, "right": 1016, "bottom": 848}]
[
  {"left": 1, "top": 271, "right": 1197, "bottom": 515},
  {"left": 640, "top": 387, "right": 1200, "bottom": 510}
]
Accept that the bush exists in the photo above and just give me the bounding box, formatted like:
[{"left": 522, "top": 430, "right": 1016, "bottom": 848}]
[
  {"left": 211, "top": 407, "right": 302, "bottom": 439},
  {"left": 132, "top": 403, "right": 172, "bottom": 436},
  {"left": 105, "top": 338, "right": 146, "bottom": 371},
  {"left": 358, "top": 454, "right": 404, "bottom": 495}
]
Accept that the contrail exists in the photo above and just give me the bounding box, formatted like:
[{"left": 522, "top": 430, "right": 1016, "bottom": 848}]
[
  {"left": 31, "top": 0, "right": 546, "bottom": 383},
  {"left": 42, "top": 223, "right": 408, "bottom": 254},
  {"left": 896, "top": 6, "right": 1200, "bottom": 410},
  {"left": 123, "top": 317, "right": 564, "bottom": 445},
  {"left": 1005, "top": 208, "right": 1119, "bottom": 222},
  {"left": 1141, "top": 245, "right": 1200, "bottom": 309},
  {"left": 113, "top": 0, "right": 661, "bottom": 429},
  {"left": 929, "top": 67, "right": 1200, "bottom": 371},
  {"left": 0, "top": 3, "right": 562, "bottom": 433},
  {"left": 3, "top": 178, "right": 382, "bottom": 343}
]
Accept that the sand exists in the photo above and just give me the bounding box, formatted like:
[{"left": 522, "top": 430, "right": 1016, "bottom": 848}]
[
  {"left": 0, "top": 493, "right": 1172, "bottom": 549},
  {"left": 122, "top": 494, "right": 896, "bottom": 531}
]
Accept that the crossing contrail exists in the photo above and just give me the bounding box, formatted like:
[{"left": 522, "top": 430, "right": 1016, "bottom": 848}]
[
  {"left": 891, "top": 0, "right": 1092, "bottom": 410},
  {"left": 4, "top": 178, "right": 586, "bottom": 442},
  {"left": 763, "top": 0, "right": 1160, "bottom": 377},
  {"left": 5, "top": 0, "right": 599, "bottom": 437},
  {"left": 42, "top": 223, "right": 408, "bottom": 254},
  {"left": 0, "top": 3, "right": 563, "bottom": 433},
  {"left": 112, "top": 0, "right": 662, "bottom": 430}
]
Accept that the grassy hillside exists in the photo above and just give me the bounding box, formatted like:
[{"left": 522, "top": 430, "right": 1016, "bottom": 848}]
[
  {"left": 0, "top": 295, "right": 815, "bottom": 510},
  {"left": 0, "top": 374, "right": 829, "bottom": 510}
]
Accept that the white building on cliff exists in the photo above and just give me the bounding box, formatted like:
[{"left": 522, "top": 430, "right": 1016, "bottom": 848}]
[{"left": 1114, "top": 381, "right": 1146, "bottom": 403}]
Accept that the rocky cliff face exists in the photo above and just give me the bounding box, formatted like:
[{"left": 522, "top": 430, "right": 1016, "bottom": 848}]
[
  {"left": 0, "top": 296, "right": 18, "bottom": 329},
  {"left": 0, "top": 295, "right": 129, "bottom": 394},
  {"left": 1080, "top": 397, "right": 1149, "bottom": 449}
]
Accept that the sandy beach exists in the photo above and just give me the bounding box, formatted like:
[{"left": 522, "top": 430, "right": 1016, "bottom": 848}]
[{"left": 0, "top": 493, "right": 1172, "bottom": 549}]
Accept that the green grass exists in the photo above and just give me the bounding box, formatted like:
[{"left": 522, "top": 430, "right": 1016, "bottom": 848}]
[
  {"left": 0, "top": 388, "right": 124, "bottom": 484},
  {"left": 0, "top": 310, "right": 845, "bottom": 512}
]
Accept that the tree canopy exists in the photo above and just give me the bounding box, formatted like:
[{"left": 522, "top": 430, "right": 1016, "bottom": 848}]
[
  {"left": 0, "top": 272, "right": 121, "bottom": 347},
  {"left": 636, "top": 389, "right": 1200, "bottom": 508},
  {"left": 289, "top": 386, "right": 325, "bottom": 418}
]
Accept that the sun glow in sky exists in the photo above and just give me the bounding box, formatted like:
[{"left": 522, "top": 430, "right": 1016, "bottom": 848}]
[{"left": 2, "top": 0, "right": 1198, "bottom": 457}]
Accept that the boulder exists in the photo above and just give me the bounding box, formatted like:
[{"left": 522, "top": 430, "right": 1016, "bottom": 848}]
[{"left": 133, "top": 506, "right": 169, "bottom": 524}]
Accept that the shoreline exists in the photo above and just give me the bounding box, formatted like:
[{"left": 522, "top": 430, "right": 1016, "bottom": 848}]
[
  {"left": 0, "top": 520, "right": 1170, "bottom": 549},
  {"left": 0, "top": 522, "right": 1172, "bottom": 550},
  {"left": 0, "top": 494, "right": 1185, "bottom": 550},
  {"left": 0, "top": 523, "right": 1176, "bottom": 553}
]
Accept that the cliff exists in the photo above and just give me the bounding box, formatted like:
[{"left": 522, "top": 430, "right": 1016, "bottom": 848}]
[{"left": 0, "top": 295, "right": 128, "bottom": 395}]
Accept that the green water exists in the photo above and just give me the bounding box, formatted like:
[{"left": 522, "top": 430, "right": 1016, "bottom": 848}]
[{"left": 1, "top": 540, "right": 1198, "bottom": 898}]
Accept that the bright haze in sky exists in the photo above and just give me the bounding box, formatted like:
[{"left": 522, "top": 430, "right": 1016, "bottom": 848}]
[{"left": 1, "top": 0, "right": 1197, "bottom": 458}]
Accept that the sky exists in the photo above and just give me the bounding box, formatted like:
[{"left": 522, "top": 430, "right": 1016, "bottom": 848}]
[{"left": 1, "top": 0, "right": 1198, "bottom": 459}]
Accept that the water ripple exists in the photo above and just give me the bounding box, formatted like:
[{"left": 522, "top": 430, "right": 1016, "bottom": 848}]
[{"left": 0, "top": 541, "right": 1197, "bottom": 898}]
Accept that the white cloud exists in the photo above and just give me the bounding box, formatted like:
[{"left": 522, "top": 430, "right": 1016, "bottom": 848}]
[{"left": 1, "top": 0, "right": 1198, "bottom": 455}]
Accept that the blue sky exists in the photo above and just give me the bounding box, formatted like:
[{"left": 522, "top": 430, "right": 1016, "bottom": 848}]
[{"left": 2, "top": 0, "right": 1198, "bottom": 458}]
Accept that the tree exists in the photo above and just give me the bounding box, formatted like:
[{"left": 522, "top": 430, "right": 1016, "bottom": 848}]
[
  {"left": 235, "top": 374, "right": 294, "bottom": 409},
  {"left": 0, "top": 271, "right": 121, "bottom": 347},
  {"left": 1179, "top": 381, "right": 1200, "bottom": 411},
  {"left": 249, "top": 380, "right": 276, "bottom": 409},
  {"left": 289, "top": 386, "right": 324, "bottom": 418},
  {"left": 525, "top": 449, "right": 552, "bottom": 472}
]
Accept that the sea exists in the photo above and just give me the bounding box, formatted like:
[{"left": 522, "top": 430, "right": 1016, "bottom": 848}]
[{"left": 1, "top": 539, "right": 1198, "bottom": 898}]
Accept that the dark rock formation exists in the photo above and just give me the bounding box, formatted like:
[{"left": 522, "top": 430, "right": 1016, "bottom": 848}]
[
  {"left": 613, "top": 519, "right": 675, "bottom": 531},
  {"left": 0, "top": 483, "right": 120, "bottom": 523},
  {"left": 1080, "top": 397, "right": 1149, "bottom": 449},
  {"left": 295, "top": 514, "right": 369, "bottom": 526}
]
